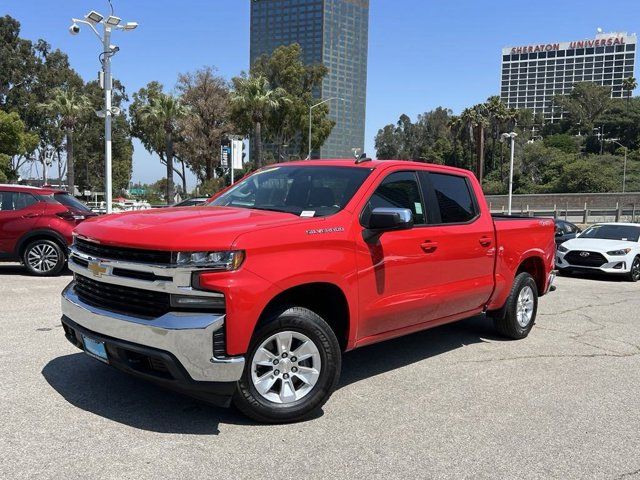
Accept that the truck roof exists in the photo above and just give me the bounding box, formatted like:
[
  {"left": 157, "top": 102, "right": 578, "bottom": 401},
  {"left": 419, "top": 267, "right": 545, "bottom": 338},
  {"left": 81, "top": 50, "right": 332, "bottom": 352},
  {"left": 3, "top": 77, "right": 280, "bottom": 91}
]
[{"left": 276, "top": 159, "right": 475, "bottom": 176}]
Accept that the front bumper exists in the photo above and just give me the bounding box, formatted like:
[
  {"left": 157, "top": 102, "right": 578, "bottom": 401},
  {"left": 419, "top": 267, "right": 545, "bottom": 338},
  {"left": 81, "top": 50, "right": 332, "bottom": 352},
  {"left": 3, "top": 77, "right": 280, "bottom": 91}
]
[
  {"left": 61, "top": 283, "right": 245, "bottom": 404},
  {"left": 556, "top": 254, "right": 631, "bottom": 274}
]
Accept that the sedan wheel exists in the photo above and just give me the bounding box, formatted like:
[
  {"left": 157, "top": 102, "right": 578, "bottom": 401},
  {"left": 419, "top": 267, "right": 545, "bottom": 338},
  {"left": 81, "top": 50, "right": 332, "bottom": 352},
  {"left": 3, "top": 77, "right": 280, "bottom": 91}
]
[{"left": 629, "top": 257, "right": 640, "bottom": 282}]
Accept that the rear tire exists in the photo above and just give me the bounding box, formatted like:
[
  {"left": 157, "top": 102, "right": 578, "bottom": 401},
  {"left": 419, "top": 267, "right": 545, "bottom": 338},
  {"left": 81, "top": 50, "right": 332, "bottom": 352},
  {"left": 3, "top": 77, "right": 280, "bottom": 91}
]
[
  {"left": 233, "top": 306, "right": 341, "bottom": 423},
  {"left": 491, "top": 272, "right": 538, "bottom": 339},
  {"left": 22, "top": 239, "right": 66, "bottom": 276},
  {"left": 628, "top": 256, "right": 640, "bottom": 282}
]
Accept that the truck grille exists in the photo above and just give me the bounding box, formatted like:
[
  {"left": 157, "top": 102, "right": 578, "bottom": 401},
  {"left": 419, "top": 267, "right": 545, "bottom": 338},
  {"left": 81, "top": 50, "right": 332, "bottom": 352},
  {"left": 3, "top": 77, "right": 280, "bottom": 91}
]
[
  {"left": 564, "top": 251, "right": 608, "bottom": 267},
  {"left": 74, "top": 274, "right": 171, "bottom": 319},
  {"left": 75, "top": 237, "right": 172, "bottom": 265}
]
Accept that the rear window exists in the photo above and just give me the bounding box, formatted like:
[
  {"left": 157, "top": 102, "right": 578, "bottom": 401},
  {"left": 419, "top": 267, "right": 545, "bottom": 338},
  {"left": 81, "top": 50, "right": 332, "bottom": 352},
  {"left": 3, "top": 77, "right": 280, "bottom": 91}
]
[
  {"left": 428, "top": 173, "right": 477, "bottom": 224},
  {"left": 53, "top": 193, "right": 92, "bottom": 212}
]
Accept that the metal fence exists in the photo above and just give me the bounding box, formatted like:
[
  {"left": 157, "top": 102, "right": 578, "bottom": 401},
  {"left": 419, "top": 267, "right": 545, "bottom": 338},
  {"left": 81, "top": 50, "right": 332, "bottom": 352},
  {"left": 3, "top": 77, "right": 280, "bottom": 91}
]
[{"left": 489, "top": 202, "right": 639, "bottom": 225}]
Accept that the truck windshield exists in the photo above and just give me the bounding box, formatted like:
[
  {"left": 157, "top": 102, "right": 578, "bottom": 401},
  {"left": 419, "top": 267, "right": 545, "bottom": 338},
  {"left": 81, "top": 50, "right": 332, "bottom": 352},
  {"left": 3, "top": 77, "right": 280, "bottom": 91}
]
[
  {"left": 580, "top": 224, "right": 640, "bottom": 242},
  {"left": 209, "top": 165, "right": 371, "bottom": 217}
]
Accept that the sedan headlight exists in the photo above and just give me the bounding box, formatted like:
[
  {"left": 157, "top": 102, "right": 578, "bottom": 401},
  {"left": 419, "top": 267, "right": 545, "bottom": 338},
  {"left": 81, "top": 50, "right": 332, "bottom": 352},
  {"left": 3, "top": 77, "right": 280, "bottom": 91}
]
[
  {"left": 173, "top": 250, "right": 245, "bottom": 270},
  {"left": 607, "top": 248, "right": 632, "bottom": 256},
  {"left": 557, "top": 245, "right": 568, "bottom": 253}
]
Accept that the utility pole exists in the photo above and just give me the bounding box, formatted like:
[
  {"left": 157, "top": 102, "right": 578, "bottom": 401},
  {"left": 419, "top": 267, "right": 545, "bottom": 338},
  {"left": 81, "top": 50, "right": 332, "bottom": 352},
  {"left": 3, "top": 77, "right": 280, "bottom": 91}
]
[{"left": 69, "top": 9, "right": 137, "bottom": 214}]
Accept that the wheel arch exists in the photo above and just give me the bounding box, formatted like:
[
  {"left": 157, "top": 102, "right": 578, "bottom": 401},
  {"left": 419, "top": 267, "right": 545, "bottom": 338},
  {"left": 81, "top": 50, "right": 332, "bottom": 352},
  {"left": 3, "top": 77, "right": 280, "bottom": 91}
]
[
  {"left": 516, "top": 255, "right": 546, "bottom": 294},
  {"left": 256, "top": 282, "right": 351, "bottom": 351},
  {"left": 16, "top": 229, "right": 68, "bottom": 258}
]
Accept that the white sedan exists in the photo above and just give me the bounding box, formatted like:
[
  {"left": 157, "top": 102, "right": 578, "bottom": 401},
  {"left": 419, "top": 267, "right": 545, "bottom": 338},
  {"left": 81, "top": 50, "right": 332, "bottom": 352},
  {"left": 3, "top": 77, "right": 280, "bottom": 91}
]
[{"left": 556, "top": 223, "right": 640, "bottom": 282}]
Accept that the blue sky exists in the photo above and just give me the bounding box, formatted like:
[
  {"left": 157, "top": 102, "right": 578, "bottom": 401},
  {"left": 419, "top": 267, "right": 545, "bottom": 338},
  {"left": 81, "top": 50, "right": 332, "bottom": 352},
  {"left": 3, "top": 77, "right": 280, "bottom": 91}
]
[{"left": 5, "top": 0, "right": 640, "bottom": 188}]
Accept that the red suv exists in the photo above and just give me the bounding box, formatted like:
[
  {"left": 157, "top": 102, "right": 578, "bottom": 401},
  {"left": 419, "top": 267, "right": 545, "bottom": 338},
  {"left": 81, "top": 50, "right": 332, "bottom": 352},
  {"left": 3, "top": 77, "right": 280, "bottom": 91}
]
[{"left": 0, "top": 185, "right": 96, "bottom": 276}]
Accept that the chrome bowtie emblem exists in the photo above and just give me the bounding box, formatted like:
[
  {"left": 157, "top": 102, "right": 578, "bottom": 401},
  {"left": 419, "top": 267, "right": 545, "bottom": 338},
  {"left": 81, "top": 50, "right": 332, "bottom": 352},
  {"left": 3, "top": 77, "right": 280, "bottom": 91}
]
[
  {"left": 579, "top": 251, "right": 590, "bottom": 257},
  {"left": 87, "top": 260, "right": 107, "bottom": 277}
]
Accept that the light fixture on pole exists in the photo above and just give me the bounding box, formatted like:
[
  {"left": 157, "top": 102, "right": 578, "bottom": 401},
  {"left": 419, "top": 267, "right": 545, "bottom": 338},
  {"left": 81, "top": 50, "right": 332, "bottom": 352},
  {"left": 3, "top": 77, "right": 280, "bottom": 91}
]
[
  {"left": 69, "top": 7, "right": 137, "bottom": 214},
  {"left": 606, "top": 138, "right": 628, "bottom": 193},
  {"left": 307, "top": 97, "right": 343, "bottom": 159},
  {"left": 501, "top": 132, "right": 518, "bottom": 215}
]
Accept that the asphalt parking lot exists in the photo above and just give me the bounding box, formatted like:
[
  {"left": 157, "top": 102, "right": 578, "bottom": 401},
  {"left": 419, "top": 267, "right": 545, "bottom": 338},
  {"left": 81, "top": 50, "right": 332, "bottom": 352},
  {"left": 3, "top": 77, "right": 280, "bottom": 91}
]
[{"left": 1, "top": 264, "right": 639, "bottom": 480}]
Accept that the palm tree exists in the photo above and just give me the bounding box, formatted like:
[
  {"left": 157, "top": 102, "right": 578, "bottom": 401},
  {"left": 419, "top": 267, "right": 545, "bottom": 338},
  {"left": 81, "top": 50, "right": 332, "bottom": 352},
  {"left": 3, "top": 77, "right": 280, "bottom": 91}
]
[
  {"left": 230, "top": 76, "right": 285, "bottom": 168},
  {"left": 622, "top": 76, "right": 637, "bottom": 107},
  {"left": 460, "top": 104, "right": 489, "bottom": 184},
  {"left": 41, "top": 89, "right": 91, "bottom": 194},
  {"left": 485, "top": 96, "right": 510, "bottom": 172},
  {"left": 140, "top": 94, "right": 188, "bottom": 204}
]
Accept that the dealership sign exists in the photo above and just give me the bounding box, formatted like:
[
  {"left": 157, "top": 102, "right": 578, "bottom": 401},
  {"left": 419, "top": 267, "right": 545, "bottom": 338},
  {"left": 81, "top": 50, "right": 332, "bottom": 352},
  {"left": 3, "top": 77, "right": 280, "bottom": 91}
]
[{"left": 509, "top": 36, "right": 627, "bottom": 54}]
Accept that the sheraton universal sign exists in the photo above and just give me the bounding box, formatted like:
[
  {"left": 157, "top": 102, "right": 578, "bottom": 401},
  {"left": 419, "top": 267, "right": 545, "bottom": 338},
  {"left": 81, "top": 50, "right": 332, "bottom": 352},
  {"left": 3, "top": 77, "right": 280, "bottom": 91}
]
[{"left": 507, "top": 35, "right": 629, "bottom": 55}]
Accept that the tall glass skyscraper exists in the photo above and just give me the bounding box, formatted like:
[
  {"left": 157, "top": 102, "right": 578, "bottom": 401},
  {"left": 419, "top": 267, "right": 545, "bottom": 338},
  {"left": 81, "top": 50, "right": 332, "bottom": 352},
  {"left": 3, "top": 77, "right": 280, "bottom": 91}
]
[{"left": 250, "top": 0, "right": 369, "bottom": 159}]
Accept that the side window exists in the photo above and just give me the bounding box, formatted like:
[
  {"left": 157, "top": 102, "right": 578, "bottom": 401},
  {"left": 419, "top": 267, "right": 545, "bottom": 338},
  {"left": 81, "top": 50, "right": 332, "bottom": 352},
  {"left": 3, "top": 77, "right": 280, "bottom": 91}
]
[
  {"left": 0, "top": 192, "right": 37, "bottom": 211},
  {"left": 428, "top": 173, "right": 477, "bottom": 224},
  {"left": 363, "top": 171, "right": 426, "bottom": 225}
]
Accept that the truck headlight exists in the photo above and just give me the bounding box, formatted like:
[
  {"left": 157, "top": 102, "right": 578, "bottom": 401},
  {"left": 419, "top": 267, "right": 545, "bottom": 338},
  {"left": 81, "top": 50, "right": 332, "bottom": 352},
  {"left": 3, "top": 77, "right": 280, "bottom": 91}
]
[
  {"left": 172, "top": 250, "right": 245, "bottom": 270},
  {"left": 607, "top": 248, "right": 631, "bottom": 256},
  {"left": 557, "top": 245, "right": 568, "bottom": 253}
]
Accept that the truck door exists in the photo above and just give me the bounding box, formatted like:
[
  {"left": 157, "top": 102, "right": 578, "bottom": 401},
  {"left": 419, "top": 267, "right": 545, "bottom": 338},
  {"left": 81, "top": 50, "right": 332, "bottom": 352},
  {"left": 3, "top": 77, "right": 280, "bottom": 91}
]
[
  {"left": 355, "top": 170, "right": 442, "bottom": 339},
  {"left": 416, "top": 171, "right": 495, "bottom": 319}
]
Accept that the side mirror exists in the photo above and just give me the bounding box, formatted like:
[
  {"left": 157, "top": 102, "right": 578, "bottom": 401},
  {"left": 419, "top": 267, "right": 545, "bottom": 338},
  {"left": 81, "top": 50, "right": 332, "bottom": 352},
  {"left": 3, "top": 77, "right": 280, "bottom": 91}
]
[
  {"left": 555, "top": 228, "right": 564, "bottom": 237},
  {"left": 363, "top": 208, "right": 413, "bottom": 239}
]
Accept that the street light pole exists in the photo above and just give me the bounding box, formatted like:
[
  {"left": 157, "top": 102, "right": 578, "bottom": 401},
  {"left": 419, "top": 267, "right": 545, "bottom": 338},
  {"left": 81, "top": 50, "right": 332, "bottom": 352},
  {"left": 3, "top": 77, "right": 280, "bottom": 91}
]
[
  {"left": 501, "top": 132, "right": 518, "bottom": 215},
  {"left": 69, "top": 10, "right": 137, "bottom": 214},
  {"left": 307, "top": 97, "right": 342, "bottom": 159}
]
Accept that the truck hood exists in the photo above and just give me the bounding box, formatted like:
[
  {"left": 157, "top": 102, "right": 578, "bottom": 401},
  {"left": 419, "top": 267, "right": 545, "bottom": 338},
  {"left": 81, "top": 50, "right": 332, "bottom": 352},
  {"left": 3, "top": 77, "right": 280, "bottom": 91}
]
[
  {"left": 75, "top": 206, "right": 300, "bottom": 251},
  {"left": 561, "top": 237, "right": 638, "bottom": 253}
]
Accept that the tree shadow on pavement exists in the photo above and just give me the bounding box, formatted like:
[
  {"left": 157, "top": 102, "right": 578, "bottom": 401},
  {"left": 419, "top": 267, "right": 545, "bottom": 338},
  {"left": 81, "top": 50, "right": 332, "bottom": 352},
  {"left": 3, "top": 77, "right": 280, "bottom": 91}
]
[{"left": 42, "top": 315, "right": 499, "bottom": 433}]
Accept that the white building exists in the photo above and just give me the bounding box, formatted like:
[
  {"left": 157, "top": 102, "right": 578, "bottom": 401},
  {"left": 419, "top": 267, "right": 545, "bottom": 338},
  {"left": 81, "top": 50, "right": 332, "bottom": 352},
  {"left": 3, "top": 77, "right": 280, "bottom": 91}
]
[{"left": 501, "top": 31, "right": 637, "bottom": 122}]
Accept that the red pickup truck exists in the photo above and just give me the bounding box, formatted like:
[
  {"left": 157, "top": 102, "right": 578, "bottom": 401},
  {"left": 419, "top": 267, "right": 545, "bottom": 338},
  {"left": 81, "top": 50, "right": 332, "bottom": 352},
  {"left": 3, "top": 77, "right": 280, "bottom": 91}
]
[{"left": 60, "top": 160, "right": 555, "bottom": 422}]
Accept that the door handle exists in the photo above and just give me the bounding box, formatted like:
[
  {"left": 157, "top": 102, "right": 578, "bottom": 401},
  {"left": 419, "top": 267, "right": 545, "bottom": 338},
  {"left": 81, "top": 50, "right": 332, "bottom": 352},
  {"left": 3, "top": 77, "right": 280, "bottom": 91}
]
[
  {"left": 479, "top": 236, "right": 492, "bottom": 247},
  {"left": 420, "top": 241, "right": 438, "bottom": 253},
  {"left": 21, "top": 213, "right": 39, "bottom": 219}
]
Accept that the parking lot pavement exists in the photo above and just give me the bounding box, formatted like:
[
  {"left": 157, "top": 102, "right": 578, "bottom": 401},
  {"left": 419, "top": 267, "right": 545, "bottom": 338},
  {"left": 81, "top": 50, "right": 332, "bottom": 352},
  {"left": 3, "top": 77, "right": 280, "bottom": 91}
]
[{"left": 1, "top": 264, "right": 639, "bottom": 480}]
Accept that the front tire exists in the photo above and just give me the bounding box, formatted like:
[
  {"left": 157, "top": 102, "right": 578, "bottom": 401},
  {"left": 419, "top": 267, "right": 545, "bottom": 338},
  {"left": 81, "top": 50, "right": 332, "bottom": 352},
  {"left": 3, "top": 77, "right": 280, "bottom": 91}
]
[
  {"left": 492, "top": 272, "right": 539, "bottom": 339},
  {"left": 22, "top": 239, "right": 66, "bottom": 276},
  {"left": 234, "top": 306, "right": 341, "bottom": 423},
  {"left": 628, "top": 256, "right": 640, "bottom": 282}
]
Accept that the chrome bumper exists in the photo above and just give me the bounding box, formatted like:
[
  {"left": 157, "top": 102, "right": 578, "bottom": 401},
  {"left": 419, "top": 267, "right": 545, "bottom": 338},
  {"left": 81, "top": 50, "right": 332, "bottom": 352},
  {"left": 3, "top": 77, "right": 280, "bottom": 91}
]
[{"left": 61, "top": 283, "right": 245, "bottom": 382}]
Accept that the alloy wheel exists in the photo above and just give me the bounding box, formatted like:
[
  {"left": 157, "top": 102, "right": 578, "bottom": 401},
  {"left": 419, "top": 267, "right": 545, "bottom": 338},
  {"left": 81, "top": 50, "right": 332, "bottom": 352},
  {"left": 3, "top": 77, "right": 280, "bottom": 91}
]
[
  {"left": 250, "top": 330, "right": 322, "bottom": 404},
  {"left": 516, "top": 285, "right": 535, "bottom": 327},
  {"left": 26, "top": 243, "right": 60, "bottom": 273}
]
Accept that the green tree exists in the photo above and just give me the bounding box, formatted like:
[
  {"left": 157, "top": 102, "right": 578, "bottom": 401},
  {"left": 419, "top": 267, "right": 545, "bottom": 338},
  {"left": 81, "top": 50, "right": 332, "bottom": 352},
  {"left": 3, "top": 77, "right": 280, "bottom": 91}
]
[
  {"left": 250, "top": 44, "right": 333, "bottom": 159},
  {"left": 176, "top": 67, "right": 232, "bottom": 182},
  {"left": 553, "top": 82, "right": 613, "bottom": 132},
  {"left": 0, "top": 110, "right": 38, "bottom": 182},
  {"left": 40, "top": 88, "right": 92, "bottom": 193},
  {"left": 138, "top": 93, "right": 188, "bottom": 203},
  {"left": 230, "top": 75, "right": 286, "bottom": 167}
]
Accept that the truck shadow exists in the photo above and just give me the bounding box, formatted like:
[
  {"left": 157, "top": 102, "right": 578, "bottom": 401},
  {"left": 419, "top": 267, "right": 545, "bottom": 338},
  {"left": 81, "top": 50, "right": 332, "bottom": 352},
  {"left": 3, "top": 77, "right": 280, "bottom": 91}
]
[{"left": 42, "top": 315, "right": 498, "bottom": 433}]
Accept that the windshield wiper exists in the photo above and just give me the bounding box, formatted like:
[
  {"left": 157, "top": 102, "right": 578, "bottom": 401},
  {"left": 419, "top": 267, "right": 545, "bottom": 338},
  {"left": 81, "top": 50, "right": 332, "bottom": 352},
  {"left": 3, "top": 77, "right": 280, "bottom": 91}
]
[{"left": 250, "top": 206, "right": 299, "bottom": 216}]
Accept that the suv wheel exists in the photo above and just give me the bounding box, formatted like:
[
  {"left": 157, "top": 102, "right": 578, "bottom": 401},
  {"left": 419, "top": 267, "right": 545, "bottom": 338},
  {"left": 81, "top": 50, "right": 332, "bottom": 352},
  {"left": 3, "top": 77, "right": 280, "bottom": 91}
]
[
  {"left": 22, "top": 239, "right": 66, "bottom": 276},
  {"left": 628, "top": 256, "right": 640, "bottom": 282},
  {"left": 492, "top": 272, "right": 538, "bottom": 339},
  {"left": 234, "top": 306, "right": 341, "bottom": 423}
]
